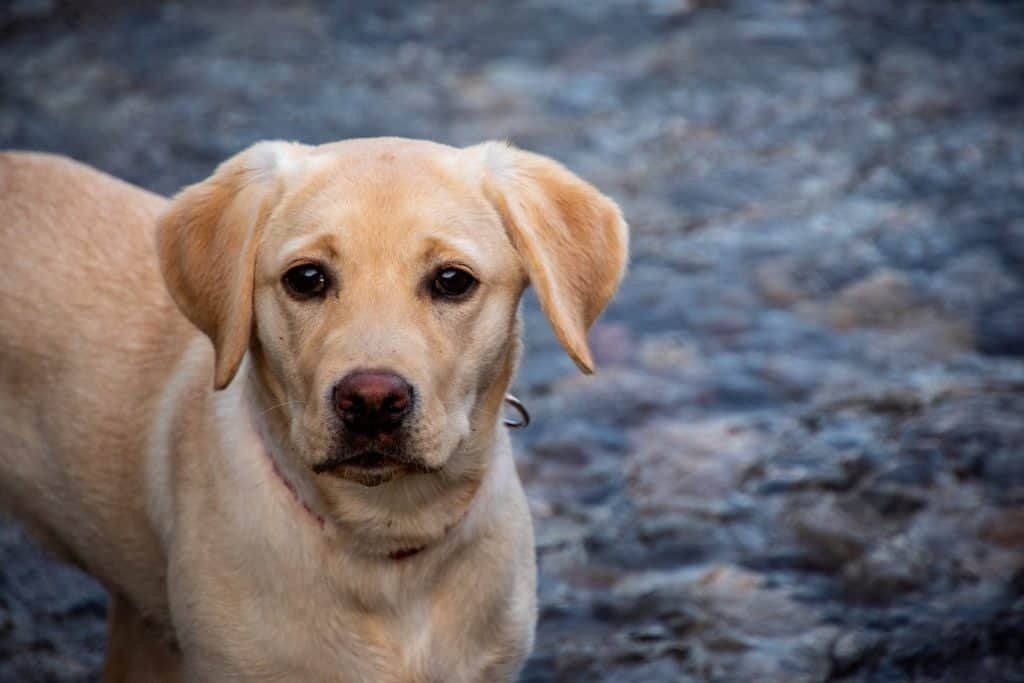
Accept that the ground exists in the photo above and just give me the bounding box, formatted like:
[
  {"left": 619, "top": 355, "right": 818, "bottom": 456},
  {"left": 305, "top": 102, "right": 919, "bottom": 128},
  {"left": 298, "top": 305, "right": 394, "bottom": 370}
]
[{"left": 1, "top": 1, "right": 1023, "bottom": 681}]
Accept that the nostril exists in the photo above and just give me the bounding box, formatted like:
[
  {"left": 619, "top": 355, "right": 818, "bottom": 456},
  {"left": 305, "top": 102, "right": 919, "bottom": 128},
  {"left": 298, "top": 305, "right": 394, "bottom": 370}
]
[{"left": 386, "top": 394, "right": 409, "bottom": 413}]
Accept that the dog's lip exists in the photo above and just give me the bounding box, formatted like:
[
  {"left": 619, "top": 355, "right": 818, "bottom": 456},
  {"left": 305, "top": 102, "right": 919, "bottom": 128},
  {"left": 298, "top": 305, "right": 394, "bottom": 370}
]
[
  {"left": 316, "top": 454, "right": 407, "bottom": 488},
  {"left": 311, "top": 450, "right": 404, "bottom": 475},
  {"left": 338, "top": 451, "right": 402, "bottom": 469},
  {"left": 312, "top": 449, "right": 440, "bottom": 487}
]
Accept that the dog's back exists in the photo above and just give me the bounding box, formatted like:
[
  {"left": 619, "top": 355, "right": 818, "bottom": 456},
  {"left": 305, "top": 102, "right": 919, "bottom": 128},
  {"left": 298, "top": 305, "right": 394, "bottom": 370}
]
[{"left": 0, "top": 153, "right": 188, "bottom": 619}]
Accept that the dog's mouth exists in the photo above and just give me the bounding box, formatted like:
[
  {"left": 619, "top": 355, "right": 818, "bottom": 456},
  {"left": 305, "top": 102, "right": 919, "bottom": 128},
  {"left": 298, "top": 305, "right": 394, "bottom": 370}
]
[{"left": 312, "top": 449, "right": 434, "bottom": 487}]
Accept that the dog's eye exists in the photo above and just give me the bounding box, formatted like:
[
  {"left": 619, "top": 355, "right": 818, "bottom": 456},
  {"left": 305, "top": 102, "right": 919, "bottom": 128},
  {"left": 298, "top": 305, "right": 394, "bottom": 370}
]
[
  {"left": 431, "top": 267, "right": 477, "bottom": 300},
  {"left": 283, "top": 264, "right": 328, "bottom": 299}
]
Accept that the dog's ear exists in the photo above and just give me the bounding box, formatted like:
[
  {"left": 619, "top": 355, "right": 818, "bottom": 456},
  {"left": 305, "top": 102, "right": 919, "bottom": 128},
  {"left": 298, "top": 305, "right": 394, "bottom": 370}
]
[
  {"left": 473, "top": 142, "right": 629, "bottom": 373},
  {"left": 157, "top": 141, "right": 304, "bottom": 390}
]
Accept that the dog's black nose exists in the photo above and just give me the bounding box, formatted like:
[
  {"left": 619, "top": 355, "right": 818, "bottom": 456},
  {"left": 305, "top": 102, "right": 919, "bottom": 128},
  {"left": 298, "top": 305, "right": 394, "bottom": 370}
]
[{"left": 333, "top": 371, "right": 413, "bottom": 435}]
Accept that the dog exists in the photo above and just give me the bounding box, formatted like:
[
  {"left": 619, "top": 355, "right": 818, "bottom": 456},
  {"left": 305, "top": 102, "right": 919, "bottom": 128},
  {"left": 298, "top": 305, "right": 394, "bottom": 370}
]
[{"left": 0, "top": 137, "right": 628, "bottom": 681}]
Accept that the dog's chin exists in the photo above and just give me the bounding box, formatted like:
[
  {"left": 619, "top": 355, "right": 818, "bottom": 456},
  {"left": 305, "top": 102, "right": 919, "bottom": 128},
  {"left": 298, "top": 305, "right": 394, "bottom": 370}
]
[{"left": 312, "top": 450, "right": 433, "bottom": 488}]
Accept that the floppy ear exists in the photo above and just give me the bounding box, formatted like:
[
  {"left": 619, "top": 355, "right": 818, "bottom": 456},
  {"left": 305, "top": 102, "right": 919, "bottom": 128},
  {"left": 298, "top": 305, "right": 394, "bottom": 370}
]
[
  {"left": 473, "top": 142, "right": 629, "bottom": 373},
  {"left": 156, "top": 141, "right": 304, "bottom": 390}
]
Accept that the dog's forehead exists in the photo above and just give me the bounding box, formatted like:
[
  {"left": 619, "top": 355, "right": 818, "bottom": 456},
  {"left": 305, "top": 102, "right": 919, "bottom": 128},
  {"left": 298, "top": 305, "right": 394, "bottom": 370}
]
[
  {"left": 299, "top": 137, "right": 468, "bottom": 198},
  {"left": 264, "top": 140, "right": 513, "bottom": 270}
]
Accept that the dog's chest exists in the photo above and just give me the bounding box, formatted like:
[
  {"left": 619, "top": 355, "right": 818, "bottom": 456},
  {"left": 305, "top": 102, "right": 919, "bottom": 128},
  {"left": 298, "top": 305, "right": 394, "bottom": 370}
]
[
  {"left": 191, "top": 585, "right": 490, "bottom": 681},
  {"left": 176, "top": 527, "right": 502, "bottom": 681}
]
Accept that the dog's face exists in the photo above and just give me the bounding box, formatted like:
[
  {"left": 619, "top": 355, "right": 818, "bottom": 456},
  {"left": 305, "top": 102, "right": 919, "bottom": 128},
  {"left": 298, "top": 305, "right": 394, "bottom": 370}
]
[
  {"left": 251, "top": 140, "right": 528, "bottom": 486},
  {"left": 157, "top": 138, "right": 627, "bottom": 492}
]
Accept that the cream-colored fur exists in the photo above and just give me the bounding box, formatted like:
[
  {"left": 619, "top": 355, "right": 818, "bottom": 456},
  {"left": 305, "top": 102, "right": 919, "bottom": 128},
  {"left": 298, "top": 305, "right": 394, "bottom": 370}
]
[{"left": 0, "top": 138, "right": 628, "bottom": 681}]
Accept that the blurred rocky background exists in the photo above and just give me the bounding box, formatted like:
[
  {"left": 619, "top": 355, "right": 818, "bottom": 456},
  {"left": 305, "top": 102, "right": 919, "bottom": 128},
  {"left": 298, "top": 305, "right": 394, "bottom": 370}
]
[{"left": 2, "top": 0, "right": 1023, "bottom": 681}]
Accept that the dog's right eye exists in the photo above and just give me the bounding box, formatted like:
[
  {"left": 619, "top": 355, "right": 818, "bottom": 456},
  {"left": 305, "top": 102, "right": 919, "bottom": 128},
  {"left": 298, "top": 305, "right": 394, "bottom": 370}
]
[{"left": 283, "top": 264, "right": 328, "bottom": 299}]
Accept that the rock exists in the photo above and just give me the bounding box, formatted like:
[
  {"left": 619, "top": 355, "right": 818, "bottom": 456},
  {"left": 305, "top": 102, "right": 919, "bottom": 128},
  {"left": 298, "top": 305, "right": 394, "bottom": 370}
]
[
  {"left": 786, "top": 494, "right": 878, "bottom": 568},
  {"left": 929, "top": 248, "right": 1021, "bottom": 317},
  {"left": 3, "top": 0, "right": 55, "bottom": 23},
  {"left": 754, "top": 257, "right": 805, "bottom": 307},
  {"left": 982, "top": 509, "right": 1024, "bottom": 550},
  {"left": 842, "top": 541, "right": 930, "bottom": 603},
  {"left": 826, "top": 268, "right": 920, "bottom": 330},
  {"left": 831, "top": 630, "right": 884, "bottom": 675},
  {"left": 589, "top": 322, "right": 635, "bottom": 366},
  {"left": 626, "top": 419, "right": 759, "bottom": 512},
  {"left": 976, "top": 295, "right": 1024, "bottom": 357}
]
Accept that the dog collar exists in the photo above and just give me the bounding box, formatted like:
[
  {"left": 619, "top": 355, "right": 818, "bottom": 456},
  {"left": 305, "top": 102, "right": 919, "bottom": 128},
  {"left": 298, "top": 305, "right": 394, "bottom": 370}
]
[
  {"left": 268, "top": 457, "right": 326, "bottom": 529},
  {"left": 267, "top": 459, "right": 426, "bottom": 561}
]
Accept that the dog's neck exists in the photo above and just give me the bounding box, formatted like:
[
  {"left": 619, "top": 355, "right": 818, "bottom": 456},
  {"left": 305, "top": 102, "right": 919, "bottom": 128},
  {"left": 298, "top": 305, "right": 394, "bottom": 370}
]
[{"left": 263, "top": 444, "right": 431, "bottom": 560}]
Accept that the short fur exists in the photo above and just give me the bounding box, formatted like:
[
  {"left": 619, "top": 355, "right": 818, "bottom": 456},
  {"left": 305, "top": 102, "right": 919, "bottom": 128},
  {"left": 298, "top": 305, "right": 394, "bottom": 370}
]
[{"left": 0, "top": 138, "right": 628, "bottom": 681}]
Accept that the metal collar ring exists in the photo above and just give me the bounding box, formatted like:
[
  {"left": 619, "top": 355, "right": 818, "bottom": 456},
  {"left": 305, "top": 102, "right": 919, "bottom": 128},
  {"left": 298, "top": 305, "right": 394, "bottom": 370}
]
[{"left": 503, "top": 394, "right": 530, "bottom": 429}]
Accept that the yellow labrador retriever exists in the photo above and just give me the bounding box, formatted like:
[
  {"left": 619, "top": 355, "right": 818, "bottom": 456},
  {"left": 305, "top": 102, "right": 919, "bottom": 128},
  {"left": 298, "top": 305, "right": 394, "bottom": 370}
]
[{"left": 0, "top": 138, "right": 627, "bottom": 681}]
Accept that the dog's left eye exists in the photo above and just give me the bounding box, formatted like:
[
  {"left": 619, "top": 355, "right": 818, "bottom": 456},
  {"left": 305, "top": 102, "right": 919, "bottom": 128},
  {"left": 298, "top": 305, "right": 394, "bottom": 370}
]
[
  {"left": 431, "top": 267, "right": 477, "bottom": 300},
  {"left": 283, "top": 264, "right": 328, "bottom": 299}
]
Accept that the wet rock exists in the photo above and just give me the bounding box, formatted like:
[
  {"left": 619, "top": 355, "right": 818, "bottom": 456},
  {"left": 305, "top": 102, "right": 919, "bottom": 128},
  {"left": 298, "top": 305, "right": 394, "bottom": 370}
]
[
  {"left": 538, "top": 367, "right": 697, "bottom": 427},
  {"left": 2, "top": 0, "right": 55, "bottom": 25},
  {"left": 826, "top": 268, "right": 920, "bottom": 330},
  {"left": 981, "top": 509, "right": 1024, "bottom": 550},
  {"left": 611, "top": 565, "right": 839, "bottom": 682},
  {"left": 898, "top": 389, "right": 1024, "bottom": 495},
  {"left": 831, "top": 630, "right": 884, "bottom": 675},
  {"left": 842, "top": 541, "right": 931, "bottom": 604},
  {"left": 856, "top": 482, "right": 928, "bottom": 519},
  {"left": 786, "top": 494, "right": 877, "bottom": 569},
  {"left": 976, "top": 295, "right": 1024, "bottom": 357},
  {"left": 754, "top": 257, "right": 805, "bottom": 307},
  {"left": 589, "top": 322, "right": 635, "bottom": 367},
  {"left": 626, "top": 418, "right": 760, "bottom": 512},
  {"left": 927, "top": 248, "right": 1021, "bottom": 318}
]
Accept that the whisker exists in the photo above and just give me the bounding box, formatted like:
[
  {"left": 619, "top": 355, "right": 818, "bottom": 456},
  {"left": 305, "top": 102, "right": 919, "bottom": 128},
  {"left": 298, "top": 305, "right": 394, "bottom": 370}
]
[{"left": 259, "top": 400, "right": 306, "bottom": 417}]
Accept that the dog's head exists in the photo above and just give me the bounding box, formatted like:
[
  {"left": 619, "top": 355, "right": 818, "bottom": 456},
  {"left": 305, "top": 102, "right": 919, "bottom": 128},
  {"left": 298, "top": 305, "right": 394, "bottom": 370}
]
[{"left": 157, "top": 138, "right": 627, "bottom": 495}]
